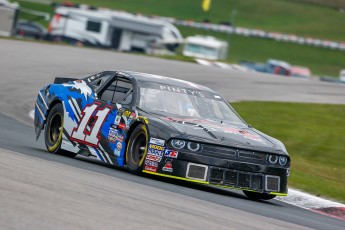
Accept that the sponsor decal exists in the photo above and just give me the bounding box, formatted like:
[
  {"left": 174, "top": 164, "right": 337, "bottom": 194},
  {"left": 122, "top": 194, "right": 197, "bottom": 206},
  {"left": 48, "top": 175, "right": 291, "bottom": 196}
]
[
  {"left": 149, "top": 144, "right": 164, "bottom": 151},
  {"left": 117, "top": 142, "right": 122, "bottom": 150},
  {"left": 149, "top": 137, "right": 165, "bottom": 146},
  {"left": 146, "top": 154, "right": 162, "bottom": 162},
  {"left": 123, "top": 111, "right": 131, "bottom": 117},
  {"left": 159, "top": 85, "right": 205, "bottom": 98},
  {"left": 126, "top": 118, "right": 133, "bottom": 126},
  {"left": 148, "top": 148, "right": 164, "bottom": 157},
  {"left": 118, "top": 122, "right": 126, "bottom": 130},
  {"left": 107, "top": 128, "right": 119, "bottom": 143},
  {"left": 165, "top": 149, "right": 178, "bottom": 158},
  {"left": 162, "top": 159, "right": 173, "bottom": 172},
  {"left": 118, "top": 71, "right": 132, "bottom": 78},
  {"left": 144, "top": 165, "right": 157, "bottom": 172},
  {"left": 114, "top": 141, "right": 122, "bottom": 156},
  {"left": 148, "top": 144, "right": 165, "bottom": 156},
  {"left": 130, "top": 112, "right": 136, "bottom": 118},
  {"left": 108, "top": 128, "right": 117, "bottom": 138},
  {"left": 116, "top": 135, "right": 124, "bottom": 142},
  {"left": 114, "top": 115, "right": 121, "bottom": 125},
  {"left": 107, "top": 136, "right": 116, "bottom": 143},
  {"left": 163, "top": 117, "right": 264, "bottom": 142},
  {"left": 145, "top": 160, "right": 158, "bottom": 168}
]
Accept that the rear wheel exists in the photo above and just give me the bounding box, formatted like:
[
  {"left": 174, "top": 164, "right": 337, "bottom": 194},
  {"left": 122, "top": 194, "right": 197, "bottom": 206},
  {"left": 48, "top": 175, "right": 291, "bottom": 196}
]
[
  {"left": 45, "top": 103, "right": 76, "bottom": 157},
  {"left": 126, "top": 124, "right": 148, "bottom": 173},
  {"left": 243, "top": 190, "right": 276, "bottom": 200}
]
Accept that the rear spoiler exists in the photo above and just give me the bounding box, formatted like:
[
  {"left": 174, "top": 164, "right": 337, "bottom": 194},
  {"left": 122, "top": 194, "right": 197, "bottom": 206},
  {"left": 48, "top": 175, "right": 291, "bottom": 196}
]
[{"left": 54, "top": 77, "right": 78, "bottom": 84}]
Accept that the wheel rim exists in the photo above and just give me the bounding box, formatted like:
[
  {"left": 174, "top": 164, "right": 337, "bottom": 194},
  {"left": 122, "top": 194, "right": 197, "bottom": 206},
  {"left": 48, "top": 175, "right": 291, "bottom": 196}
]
[
  {"left": 131, "top": 132, "right": 147, "bottom": 164},
  {"left": 49, "top": 113, "right": 62, "bottom": 144}
]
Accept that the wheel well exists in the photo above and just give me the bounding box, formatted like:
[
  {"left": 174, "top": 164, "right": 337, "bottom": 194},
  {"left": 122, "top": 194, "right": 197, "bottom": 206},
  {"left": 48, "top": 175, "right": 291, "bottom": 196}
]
[
  {"left": 44, "top": 100, "right": 62, "bottom": 128},
  {"left": 125, "top": 121, "right": 146, "bottom": 163}
]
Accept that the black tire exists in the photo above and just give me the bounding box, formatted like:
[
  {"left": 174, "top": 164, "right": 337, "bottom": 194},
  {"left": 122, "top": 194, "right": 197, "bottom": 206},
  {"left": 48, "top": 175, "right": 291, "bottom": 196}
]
[
  {"left": 243, "top": 190, "right": 276, "bottom": 200},
  {"left": 45, "top": 103, "right": 76, "bottom": 158},
  {"left": 126, "top": 124, "right": 148, "bottom": 173}
]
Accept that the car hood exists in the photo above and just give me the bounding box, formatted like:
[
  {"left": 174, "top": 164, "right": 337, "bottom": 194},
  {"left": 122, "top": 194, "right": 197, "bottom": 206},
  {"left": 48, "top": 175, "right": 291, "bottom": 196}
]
[{"left": 154, "top": 115, "right": 285, "bottom": 153}]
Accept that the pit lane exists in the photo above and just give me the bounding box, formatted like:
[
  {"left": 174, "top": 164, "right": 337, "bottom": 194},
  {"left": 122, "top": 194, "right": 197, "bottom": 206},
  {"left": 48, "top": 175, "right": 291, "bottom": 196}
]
[{"left": 0, "top": 39, "right": 344, "bottom": 229}]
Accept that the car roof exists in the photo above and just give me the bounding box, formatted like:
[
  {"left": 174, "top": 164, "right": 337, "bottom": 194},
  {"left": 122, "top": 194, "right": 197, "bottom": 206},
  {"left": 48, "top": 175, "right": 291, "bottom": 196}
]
[{"left": 123, "top": 71, "right": 217, "bottom": 93}]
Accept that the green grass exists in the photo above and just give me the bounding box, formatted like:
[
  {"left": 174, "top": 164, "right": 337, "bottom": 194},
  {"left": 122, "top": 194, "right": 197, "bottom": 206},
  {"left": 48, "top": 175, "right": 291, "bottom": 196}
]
[
  {"left": 231, "top": 101, "right": 345, "bottom": 203},
  {"left": 16, "top": 1, "right": 53, "bottom": 27}
]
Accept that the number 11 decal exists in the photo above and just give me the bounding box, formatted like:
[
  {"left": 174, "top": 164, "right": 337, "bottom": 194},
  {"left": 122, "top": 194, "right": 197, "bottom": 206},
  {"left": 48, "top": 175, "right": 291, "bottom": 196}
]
[{"left": 71, "top": 103, "right": 111, "bottom": 147}]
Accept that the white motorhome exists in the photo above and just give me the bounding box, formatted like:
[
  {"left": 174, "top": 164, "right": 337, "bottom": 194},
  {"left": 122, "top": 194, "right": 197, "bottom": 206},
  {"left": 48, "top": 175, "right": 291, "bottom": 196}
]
[
  {"left": 0, "top": 0, "right": 19, "bottom": 37},
  {"left": 183, "top": 35, "right": 228, "bottom": 60},
  {"left": 49, "top": 6, "right": 182, "bottom": 53}
]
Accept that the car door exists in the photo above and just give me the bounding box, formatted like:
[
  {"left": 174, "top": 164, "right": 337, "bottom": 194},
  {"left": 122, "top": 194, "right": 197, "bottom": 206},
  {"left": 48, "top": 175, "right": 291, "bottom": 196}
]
[
  {"left": 67, "top": 74, "right": 136, "bottom": 167},
  {"left": 93, "top": 76, "right": 136, "bottom": 166}
]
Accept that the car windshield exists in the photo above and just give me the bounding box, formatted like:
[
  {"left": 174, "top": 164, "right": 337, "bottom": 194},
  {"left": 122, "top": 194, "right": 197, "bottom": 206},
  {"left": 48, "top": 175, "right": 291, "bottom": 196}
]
[{"left": 138, "top": 82, "right": 246, "bottom": 125}]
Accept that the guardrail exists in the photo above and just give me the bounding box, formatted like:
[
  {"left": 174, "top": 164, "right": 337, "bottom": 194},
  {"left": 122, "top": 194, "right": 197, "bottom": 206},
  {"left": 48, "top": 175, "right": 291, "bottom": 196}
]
[{"left": 156, "top": 17, "right": 345, "bottom": 52}]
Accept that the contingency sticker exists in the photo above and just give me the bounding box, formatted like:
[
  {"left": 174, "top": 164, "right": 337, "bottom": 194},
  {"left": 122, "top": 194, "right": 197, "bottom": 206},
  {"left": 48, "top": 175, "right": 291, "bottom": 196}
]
[
  {"left": 164, "top": 149, "right": 178, "bottom": 158},
  {"left": 162, "top": 159, "right": 173, "bottom": 172},
  {"left": 148, "top": 144, "right": 165, "bottom": 157},
  {"left": 149, "top": 137, "right": 165, "bottom": 146},
  {"left": 145, "top": 154, "right": 162, "bottom": 162}
]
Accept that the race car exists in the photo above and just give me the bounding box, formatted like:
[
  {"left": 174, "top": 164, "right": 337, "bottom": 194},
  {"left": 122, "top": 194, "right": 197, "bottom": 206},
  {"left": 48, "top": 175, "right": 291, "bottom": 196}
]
[{"left": 34, "top": 70, "right": 290, "bottom": 200}]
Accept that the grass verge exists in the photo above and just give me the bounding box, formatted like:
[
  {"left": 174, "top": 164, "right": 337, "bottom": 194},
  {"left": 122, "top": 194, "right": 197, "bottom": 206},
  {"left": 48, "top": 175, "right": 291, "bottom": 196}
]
[{"left": 231, "top": 101, "right": 345, "bottom": 203}]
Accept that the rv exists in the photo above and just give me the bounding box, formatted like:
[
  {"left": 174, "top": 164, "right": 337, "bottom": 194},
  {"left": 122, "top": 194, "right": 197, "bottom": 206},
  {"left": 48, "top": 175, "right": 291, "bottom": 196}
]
[
  {"left": 183, "top": 35, "right": 228, "bottom": 60},
  {"left": 48, "top": 6, "right": 183, "bottom": 53},
  {"left": 0, "top": 0, "right": 19, "bottom": 37}
]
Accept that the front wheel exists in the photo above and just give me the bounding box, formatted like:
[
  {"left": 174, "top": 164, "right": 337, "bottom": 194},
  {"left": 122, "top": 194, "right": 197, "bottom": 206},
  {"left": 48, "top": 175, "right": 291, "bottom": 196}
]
[
  {"left": 243, "top": 190, "right": 276, "bottom": 200},
  {"left": 126, "top": 124, "right": 148, "bottom": 173},
  {"left": 44, "top": 103, "right": 76, "bottom": 158}
]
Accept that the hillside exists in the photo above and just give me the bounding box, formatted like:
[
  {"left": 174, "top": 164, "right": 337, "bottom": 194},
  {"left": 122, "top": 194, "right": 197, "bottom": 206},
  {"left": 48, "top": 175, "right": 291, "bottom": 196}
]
[
  {"left": 15, "top": 0, "right": 345, "bottom": 76},
  {"left": 54, "top": 0, "right": 345, "bottom": 41}
]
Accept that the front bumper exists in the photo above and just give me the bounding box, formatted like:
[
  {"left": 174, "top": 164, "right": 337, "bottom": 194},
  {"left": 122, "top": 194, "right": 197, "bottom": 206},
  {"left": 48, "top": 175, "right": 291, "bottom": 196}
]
[{"left": 142, "top": 151, "right": 289, "bottom": 196}]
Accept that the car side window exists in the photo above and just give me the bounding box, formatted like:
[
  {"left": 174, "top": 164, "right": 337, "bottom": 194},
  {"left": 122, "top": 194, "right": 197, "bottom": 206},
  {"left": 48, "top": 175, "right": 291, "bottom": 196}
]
[
  {"left": 113, "top": 80, "right": 132, "bottom": 104},
  {"left": 101, "top": 81, "right": 116, "bottom": 102},
  {"left": 100, "top": 78, "right": 133, "bottom": 105}
]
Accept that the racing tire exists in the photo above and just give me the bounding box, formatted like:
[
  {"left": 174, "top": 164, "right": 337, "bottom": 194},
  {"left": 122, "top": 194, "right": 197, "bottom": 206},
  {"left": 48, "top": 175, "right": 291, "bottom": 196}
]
[
  {"left": 243, "top": 190, "right": 276, "bottom": 200},
  {"left": 126, "top": 124, "right": 148, "bottom": 173},
  {"left": 45, "top": 103, "right": 76, "bottom": 158}
]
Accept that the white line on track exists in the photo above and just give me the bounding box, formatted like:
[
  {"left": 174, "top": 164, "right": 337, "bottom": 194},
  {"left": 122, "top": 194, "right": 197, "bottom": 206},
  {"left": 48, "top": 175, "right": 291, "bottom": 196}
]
[
  {"left": 276, "top": 189, "right": 345, "bottom": 209},
  {"left": 29, "top": 109, "right": 35, "bottom": 120}
]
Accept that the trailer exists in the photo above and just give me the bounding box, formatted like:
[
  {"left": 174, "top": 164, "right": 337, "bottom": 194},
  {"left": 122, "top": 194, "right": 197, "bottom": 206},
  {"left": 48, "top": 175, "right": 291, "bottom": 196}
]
[
  {"left": 0, "top": 0, "right": 19, "bottom": 37},
  {"left": 48, "top": 6, "right": 183, "bottom": 53},
  {"left": 183, "top": 35, "right": 228, "bottom": 60}
]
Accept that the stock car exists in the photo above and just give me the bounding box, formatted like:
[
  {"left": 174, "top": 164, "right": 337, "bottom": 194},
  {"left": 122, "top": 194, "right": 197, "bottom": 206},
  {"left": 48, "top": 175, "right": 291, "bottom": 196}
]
[{"left": 34, "top": 71, "right": 290, "bottom": 200}]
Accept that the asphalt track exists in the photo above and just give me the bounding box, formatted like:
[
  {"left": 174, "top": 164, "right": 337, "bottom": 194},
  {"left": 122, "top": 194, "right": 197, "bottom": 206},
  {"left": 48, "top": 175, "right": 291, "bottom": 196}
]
[{"left": 0, "top": 39, "right": 345, "bottom": 229}]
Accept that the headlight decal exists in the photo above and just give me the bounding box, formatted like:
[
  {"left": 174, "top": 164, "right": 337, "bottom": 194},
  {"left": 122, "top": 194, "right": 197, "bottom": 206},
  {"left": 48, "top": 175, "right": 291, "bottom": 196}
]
[
  {"left": 267, "top": 154, "right": 289, "bottom": 166},
  {"left": 170, "top": 139, "right": 203, "bottom": 152},
  {"left": 268, "top": 155, "right": 278, "bottom": 164},
  {"left": 171, "top": 139, "right": 186, "bottom": 149},
  {"left": 187, "top": 142, "right": 201, "bottom": 151},
  {"left": 279, "top": 156, "right": 288, "bottom": 166}
]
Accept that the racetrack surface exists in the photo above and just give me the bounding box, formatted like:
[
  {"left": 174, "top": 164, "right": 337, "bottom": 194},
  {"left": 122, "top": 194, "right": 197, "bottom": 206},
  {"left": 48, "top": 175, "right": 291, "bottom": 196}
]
[
  {"left": 0, "top": 39, "right": 345, "bottom": 229},
  {"left": 1, "top": 114, "right": 345, "bottom": 230},
  {"left": 1, "top": 39, "right": 345, "bottom": 126}
]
